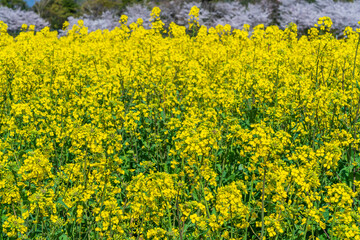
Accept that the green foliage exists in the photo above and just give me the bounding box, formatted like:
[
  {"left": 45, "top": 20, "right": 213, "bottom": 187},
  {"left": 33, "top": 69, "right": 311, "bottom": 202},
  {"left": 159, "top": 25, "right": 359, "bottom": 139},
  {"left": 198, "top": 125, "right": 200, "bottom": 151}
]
[
  {"left": 238, "top": 0, "right": 262, "bottom": 7},
  {"left": 0, "top": 0, "right": 27, "bottom": 9},
  {"left": 80, "top": 0, "right": 143, "bottom": 17},
  {"left": 33, "top": 0, "right": 80, "bottom": 30},
  {"left": 80, "top": 0, "right": 121, "bottom": 17}
]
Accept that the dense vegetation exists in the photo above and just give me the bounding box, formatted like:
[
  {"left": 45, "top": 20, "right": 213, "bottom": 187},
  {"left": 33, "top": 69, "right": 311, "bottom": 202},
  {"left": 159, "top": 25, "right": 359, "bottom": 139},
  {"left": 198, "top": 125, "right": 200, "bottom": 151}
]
[
  {"left": 1, "top": 6, "right": 360, "bottom": 239},
  {"left": 0, "top": 0, "right": 357, "bottom": 31}
]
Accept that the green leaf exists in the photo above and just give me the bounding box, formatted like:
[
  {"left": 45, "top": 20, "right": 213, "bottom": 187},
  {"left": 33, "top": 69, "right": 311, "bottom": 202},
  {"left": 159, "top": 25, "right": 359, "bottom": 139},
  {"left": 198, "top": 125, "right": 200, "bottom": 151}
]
[
  {"left": 25, "top": 149, "right": 34, "bottom": 154},
  {"left": 59, "top": 234, "right": 69, "bottom": 240},
  {"left": 356, "top": 80, "right": 360, "bottom": 91},
  {"left": 222, "top": 169, "right": 227, "bottom": 179},
  {"left": 216, "top": 163, "right": 222, "bottom": 173},
  {"left": 57, "top": 198, "right": 69, "bottom": 210},
  {"left": 323, "top": 208, "right": 330, "bottom": 221},
  {"left": 238, "top": 164, "right": 244, "bottom": 171},
  {"left": 183, "top": 221, "right": 195, "bottom": 234}
]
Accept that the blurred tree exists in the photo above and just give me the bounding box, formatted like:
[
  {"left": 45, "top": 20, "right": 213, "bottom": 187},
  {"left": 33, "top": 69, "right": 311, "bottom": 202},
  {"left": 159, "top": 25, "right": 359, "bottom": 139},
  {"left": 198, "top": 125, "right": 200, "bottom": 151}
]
[
  {"left": 80, "top": 0, "right": 121, "bottom": 17},
  {"left": 239, "top": 0, "right": 262, "bottom": 6},
  {"left": 265, "top": 0, "right": 280, "bottom": 26},
  {"left": 200, "top": 0, "right": 214, "bottom": 11},
  {"left": 0, "top": 0, "right": 28, "bottom": 9},
  {"left": 33, "top": 0, "right": 79, "bottom": 29},
  {"left": 32, "top": 0, "right": 51, "bottom": 18},
  {"left": 80, "top": 0, "right": 143, "bottom": 17}
]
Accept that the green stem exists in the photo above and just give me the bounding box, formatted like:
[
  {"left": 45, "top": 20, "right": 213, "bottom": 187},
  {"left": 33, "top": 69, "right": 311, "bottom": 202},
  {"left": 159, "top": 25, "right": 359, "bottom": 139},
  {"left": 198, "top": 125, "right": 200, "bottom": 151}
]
[
  {"left": 352, "top": 32, "right": 360, "bottom": 80},
  {"left": 303, "top": 217, "right": 309, "bottom": 240},
  {"left": 261, "top": 166, "right": 267, "bottom": 240},
  {"left": 244, "top": 175, "right": 255, "bottom": 240}
]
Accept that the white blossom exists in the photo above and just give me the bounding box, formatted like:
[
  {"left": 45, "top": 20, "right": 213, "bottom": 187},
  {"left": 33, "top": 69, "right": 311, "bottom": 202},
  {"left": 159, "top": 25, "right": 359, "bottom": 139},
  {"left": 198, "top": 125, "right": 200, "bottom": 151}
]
[
  {"left": 123, "top": 4, "right": 152, "bottom": 28},
  {"left": 57, "top": 10, "right": 120, "bottom": 37},
  {"left": 279, "top": 0, "right": 360, "bottom": 33},
  {"left": 139, "top": 1, "right": 270, "bottom": 29},
  {"left": 0, "top": 6, "right": 49, "bottom": 32},
  {"left": 60, "top": 0, "right": 360, "bottom": 36},
  {"left": 208, "top": 1, "right": 270, "bottom": 28}
]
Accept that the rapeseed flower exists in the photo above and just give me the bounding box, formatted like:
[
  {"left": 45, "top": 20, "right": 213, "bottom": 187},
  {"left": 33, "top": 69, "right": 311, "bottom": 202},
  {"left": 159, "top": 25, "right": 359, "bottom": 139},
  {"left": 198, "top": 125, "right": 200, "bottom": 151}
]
[{"left": 0, "top": 9, "right": 360, "bottom": 240}]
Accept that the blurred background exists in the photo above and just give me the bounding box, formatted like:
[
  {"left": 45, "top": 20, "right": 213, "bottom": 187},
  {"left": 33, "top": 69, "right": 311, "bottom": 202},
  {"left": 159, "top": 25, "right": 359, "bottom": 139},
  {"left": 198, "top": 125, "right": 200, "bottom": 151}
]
[{"left": 1, "top": 0, "right": 360, "bottom": 37}]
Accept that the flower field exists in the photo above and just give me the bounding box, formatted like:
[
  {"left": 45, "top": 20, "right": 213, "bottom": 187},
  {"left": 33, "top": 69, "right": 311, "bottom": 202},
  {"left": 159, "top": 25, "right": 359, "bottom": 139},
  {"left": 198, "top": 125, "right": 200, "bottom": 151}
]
[{"left": 1, "top": 6, "right": 360, "bottom": 240}]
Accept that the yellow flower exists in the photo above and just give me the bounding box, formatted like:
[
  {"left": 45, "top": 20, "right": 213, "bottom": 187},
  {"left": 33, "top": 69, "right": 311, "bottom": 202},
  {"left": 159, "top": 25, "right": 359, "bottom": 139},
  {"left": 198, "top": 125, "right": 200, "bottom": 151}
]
[
  {"left": 50, "top": 215, "right": 59, "bottom": 224},
  {"left": 3, "top": 214, "right": 28, "bottom": 237},
  {"left": 120, "top": 15, "right": 128, "bottom": 25},
  {"left": 189, "top": 6, "right": 200, "bottom": 18},
  {"left": 62, "top": 21, "right": 70, "bottom": 30}
]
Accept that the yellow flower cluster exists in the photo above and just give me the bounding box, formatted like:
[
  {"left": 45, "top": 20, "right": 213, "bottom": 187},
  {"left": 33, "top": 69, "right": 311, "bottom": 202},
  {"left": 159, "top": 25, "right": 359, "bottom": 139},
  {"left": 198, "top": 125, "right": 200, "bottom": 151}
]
[
  {"left": 188, "top": 6, "right": 200, "bottom": 31},
  {"left": 1, "top": 6, "right": 360, "bottom": 240}
]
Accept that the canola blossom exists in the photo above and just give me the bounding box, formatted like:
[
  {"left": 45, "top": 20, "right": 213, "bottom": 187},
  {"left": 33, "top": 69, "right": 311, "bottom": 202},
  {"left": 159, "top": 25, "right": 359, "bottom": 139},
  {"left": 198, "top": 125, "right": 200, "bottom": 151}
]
[{"left": 1, "top": 6, "right": 360, "bottom": 240}]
